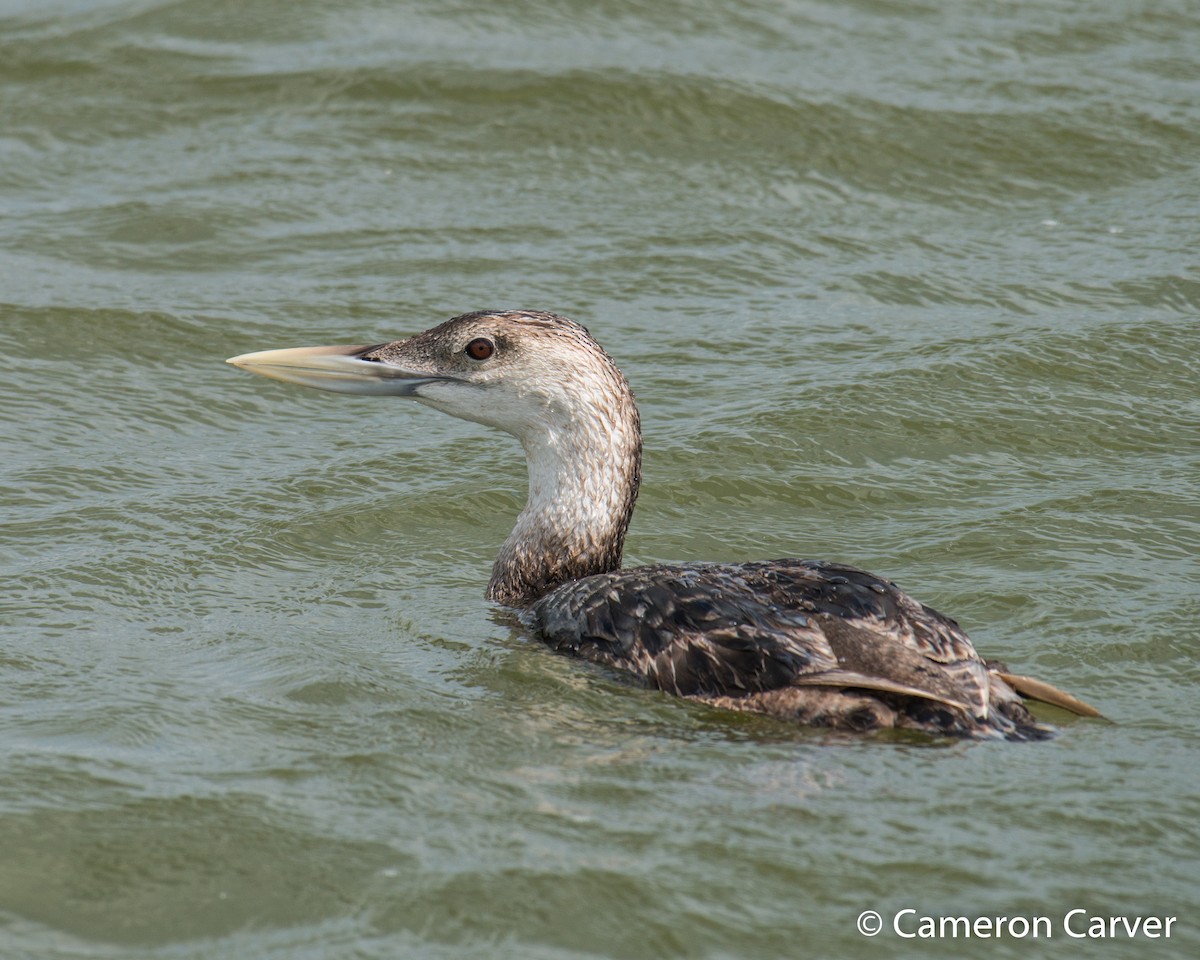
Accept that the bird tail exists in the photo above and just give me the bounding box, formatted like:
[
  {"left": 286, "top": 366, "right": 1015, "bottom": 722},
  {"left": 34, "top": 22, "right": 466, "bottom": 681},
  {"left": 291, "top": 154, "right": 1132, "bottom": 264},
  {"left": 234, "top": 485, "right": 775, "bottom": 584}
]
[{"left": 992, "top": 670, "right": 1104, "bottom": 719}]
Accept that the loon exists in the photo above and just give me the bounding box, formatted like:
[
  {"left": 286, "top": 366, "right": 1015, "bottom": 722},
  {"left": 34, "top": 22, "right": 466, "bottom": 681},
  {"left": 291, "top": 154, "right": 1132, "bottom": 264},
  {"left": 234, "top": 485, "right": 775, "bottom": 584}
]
[{"left": 228, "top": 310, "right": 1100, "bottom": 740}]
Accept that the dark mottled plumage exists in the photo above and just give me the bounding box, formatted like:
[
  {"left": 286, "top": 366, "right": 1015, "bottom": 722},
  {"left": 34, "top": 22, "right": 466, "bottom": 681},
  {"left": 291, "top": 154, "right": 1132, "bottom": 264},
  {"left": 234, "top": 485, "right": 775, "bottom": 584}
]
[
  {"left": 228, "top": 310, "right": 1101, "bottom": 741},
  {"left": 531, "top": 559, "right": 1050, "bottom": 739}
]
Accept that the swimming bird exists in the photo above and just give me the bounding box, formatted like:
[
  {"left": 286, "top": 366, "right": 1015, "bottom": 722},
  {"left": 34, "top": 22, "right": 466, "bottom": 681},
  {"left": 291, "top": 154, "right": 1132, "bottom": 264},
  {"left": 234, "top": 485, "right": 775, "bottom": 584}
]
[{"left": 227, "top": 310, "right": 1099, "bottom": 740}]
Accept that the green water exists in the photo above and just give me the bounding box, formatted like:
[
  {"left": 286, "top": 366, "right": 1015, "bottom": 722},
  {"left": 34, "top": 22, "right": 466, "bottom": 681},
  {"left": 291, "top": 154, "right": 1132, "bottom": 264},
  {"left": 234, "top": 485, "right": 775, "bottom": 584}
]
[{"left": 2, "top": 1, "right": 1198, "bottom": 957}]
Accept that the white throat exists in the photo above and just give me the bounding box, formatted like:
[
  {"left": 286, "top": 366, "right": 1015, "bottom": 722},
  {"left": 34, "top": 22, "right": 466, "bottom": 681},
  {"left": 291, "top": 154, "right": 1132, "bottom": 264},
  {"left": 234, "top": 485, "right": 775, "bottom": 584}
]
[{"left": 486, "top": 391, "right": 641, "bottom": 606}]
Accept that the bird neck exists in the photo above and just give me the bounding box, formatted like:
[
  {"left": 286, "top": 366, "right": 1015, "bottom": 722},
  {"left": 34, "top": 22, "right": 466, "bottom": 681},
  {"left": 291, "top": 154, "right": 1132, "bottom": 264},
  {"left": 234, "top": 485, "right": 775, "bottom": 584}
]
[{"left": 486, "top": 401, "right": 642, "bottom": 607}]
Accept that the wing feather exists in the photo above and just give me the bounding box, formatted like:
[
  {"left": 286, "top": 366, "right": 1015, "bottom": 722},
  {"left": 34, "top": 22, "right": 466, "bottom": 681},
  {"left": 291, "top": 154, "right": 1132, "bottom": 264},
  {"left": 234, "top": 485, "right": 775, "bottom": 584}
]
[{"left": 532, "top": 558, "right": 991, "bottom": 717}]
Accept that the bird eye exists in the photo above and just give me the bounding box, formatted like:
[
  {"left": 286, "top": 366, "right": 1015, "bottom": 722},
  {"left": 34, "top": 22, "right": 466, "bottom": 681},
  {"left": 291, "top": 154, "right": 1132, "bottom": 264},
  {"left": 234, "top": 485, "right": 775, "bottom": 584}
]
[{"left": 465, "top": 338, "right": 495, "bottom": 361}]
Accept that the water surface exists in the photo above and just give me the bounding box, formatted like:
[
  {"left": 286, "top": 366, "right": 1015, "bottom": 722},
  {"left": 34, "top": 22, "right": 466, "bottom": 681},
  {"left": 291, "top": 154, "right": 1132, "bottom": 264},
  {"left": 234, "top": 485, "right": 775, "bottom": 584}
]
[{"left": 2, "top": 1, "right": 1198, "bottom": 958}]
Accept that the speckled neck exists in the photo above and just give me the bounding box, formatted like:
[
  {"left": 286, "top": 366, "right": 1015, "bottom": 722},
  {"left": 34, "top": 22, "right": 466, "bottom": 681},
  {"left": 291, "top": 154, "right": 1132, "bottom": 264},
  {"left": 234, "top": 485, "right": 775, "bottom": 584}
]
[{"left": 486, "top": 381, "right": 641, "bottom": 607}]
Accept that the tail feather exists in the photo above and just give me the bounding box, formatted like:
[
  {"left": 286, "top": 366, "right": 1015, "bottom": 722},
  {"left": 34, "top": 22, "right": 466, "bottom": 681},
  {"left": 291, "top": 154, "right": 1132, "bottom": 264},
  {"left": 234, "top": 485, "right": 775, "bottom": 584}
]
[{"left": 994, "top": 671, "right": 1105, "bottom": 719}]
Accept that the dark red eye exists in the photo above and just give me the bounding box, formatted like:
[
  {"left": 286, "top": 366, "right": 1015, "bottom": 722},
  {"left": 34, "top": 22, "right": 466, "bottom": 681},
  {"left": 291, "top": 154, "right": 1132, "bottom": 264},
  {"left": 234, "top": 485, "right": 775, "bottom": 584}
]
[{"left": 465, "top": 338, "right": 495, "bottom": 361}]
